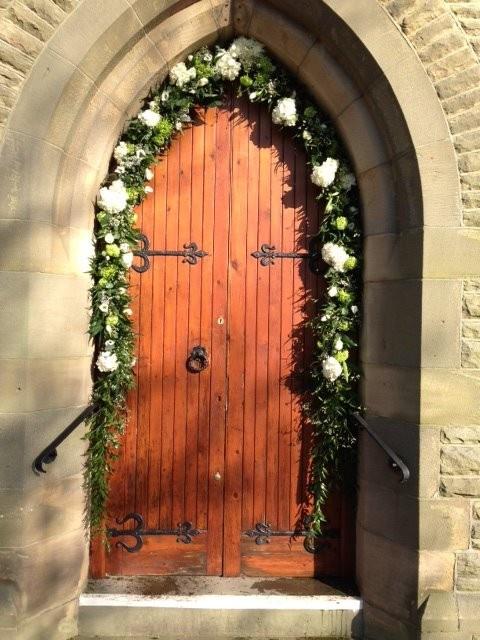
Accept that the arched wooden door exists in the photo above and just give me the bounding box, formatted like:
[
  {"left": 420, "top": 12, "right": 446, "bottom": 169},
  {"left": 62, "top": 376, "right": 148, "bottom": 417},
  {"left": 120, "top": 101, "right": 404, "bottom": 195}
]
[{"left": 91, "top": 93, "right": 354, "bottom": 579}]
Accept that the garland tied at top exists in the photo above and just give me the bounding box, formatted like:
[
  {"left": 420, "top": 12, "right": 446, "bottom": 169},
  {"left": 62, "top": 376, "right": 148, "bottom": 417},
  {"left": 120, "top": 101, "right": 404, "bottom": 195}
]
[{"left": 86, "top": 38, "right": 361, "bottom": 535}]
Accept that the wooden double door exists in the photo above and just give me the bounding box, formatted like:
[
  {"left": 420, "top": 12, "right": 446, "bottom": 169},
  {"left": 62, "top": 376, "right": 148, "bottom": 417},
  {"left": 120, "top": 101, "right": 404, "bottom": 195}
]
[{"left": 91, "top": 93, "right": 353, "bottom": 579}]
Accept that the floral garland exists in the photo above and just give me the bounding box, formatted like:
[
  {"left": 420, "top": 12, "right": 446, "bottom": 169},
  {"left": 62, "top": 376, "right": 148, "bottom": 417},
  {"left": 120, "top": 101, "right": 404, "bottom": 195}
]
[{"left": 86, "top": 37, "right": 361, "bottom": 535}]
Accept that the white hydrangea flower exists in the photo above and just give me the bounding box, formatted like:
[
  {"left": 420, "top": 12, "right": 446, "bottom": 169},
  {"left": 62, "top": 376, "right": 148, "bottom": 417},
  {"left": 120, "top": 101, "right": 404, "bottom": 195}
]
[
  {"left": 311, "top": 158, "right": 339, "bottom": 188},
  {"left": 104, "top": 232, "right": 115, "bottom": 244},
  {"left": 96, "top": 351, "right": 119, "bottom": 373},
  {"left": 302, "top": 130, "right": 312, "bottom": 142},
  {"left": 322, "top": 356, "right": 342, "bottom": 382},
  {"left": 321, "top": 242, "right": 349, "bottom": 272},
  {"left": 198, "top": 77, "right": 209, "bottom": 87},
  {"left": 145, "top": 168, "right": 154, "bottom": 181},
  {"left": 215, "top": 50, "right": 241, "bottom": 80},
  {"left": 97, "top": 179, "right": 128, "bottom": 214},
  {"left": 169, "top": 62, "right": 196, "bottom": 87},
  {"left": 272, "top": 97, "right": 297, "bottom": 127},
  {"left": 341, "top": 172, "right": 356, "bottom": 191},
  {"left": 122, "top": 251, "right": 134, "bottom": 268},
  {"left": 328, "top": 286, "right": 338, "bottom": 297},
  {"left": 138, "top": 109, "right": 161, "bottom": 127},
  {"left": 229, "top": 37, "right": 264, "bottom": 66},
  {"left": 113, "top": 141, "right": 129, "bottom": 162},
  {"left": 335, "top": 339, "right": 344, "bottom": 351}
]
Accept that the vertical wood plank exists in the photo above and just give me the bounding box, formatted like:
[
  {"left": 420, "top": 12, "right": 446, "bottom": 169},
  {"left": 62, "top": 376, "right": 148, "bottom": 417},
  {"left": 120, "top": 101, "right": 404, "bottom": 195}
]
[
  {"left": 265, "top": 123, "right": 283, "bottom": 530},
  {"left": 197, "top": 107, "right": 216, "bottom": 532},
  {"left": 172, "top": 125, "right": 193, "bottom": 525},
  {"left": 160, "top": 140, "right": 180, "bottom": 528},
  {"left": 206, "top": 100, "right": 230, "bottom": 575},
  {"left": 149, "top": 156, "right": 168, "bottom": 530},
  {"left": 253, "top": 106, "right": 272, "bottom": 527},
  {"left": 185, "top": 111, "right": 205, "bottom": 523},
  {"left": 224, "top": 93, "right": 249, "bottom": 575},
  {"left": 242, "top": 100, "right": 260, "bottom": 531}
]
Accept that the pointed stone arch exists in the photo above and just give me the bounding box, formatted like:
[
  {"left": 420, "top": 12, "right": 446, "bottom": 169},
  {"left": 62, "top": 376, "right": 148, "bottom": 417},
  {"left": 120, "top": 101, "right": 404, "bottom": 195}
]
[{"left": 0, "top": 2, "right": 466, "bottom": 639}]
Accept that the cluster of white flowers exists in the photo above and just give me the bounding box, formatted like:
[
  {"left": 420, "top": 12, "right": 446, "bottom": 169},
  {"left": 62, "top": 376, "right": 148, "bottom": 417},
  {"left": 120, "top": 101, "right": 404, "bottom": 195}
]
[
  {"left": 215, "top": 49, "right": 241, "bottom": 80},
  {"left": 272, "top": 97, "right": 297, "bottom": 127},
  {"left": 113, "top": 141, "right": 130, "bottom": 162},
  {"left": 321, "top": 356, "right": 342, "bottom": 382},
  {"left": 341, "top": 173, "right": 356, "bottom": 191},
  {"left": 229, "top": 37, "right": 264, "bottom": 67},
  {"left": 311, "top": 158, "right": 339, "bottom": 189},
  {"left": 138, "top": 109, "right": 161, "bottom": 128},
  {"left": 169, "top": 62, "right": 196, "bottom": 87},
  {"left": 97, "top": 350, "right": 119, "bottom": 373},
  {"left": 321, "top": 242, "right": 350, "bottom": 272},
  {"left": 97, "top": 179, "right": 128, "bottom": 214}
]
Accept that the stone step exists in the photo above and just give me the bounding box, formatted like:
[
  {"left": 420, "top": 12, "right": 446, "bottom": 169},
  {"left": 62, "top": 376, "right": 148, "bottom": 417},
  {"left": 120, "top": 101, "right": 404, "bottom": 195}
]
[{"left": 78, "top": 593, "right": 363, "bottom": 639}]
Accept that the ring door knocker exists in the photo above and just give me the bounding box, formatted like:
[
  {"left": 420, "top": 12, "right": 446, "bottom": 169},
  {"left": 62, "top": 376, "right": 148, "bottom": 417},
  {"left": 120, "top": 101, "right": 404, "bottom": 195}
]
[{"left": 187, "top": 345, "right": 209, "bottom": 373}]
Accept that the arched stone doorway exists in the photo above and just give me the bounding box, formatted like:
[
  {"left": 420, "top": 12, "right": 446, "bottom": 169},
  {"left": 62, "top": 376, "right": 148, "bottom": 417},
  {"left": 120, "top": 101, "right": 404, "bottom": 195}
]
[{"left": 0, "top": 1, "right": 465, "bottom": 639}]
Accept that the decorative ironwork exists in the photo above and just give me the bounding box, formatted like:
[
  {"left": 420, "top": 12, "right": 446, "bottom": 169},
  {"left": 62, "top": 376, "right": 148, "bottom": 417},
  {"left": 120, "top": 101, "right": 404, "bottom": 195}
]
[
  {"left": 133, "top": 233, "right": 208, "bottom": 273},
  {"left": 352, "top": 412, "right": 410, "bottom": 484},
  {"left": 33, "top": 403, "right": 99, "bottom": 474},
  {"left": 244, "top": 521, "right": 339, "bottom": 554},
  {"left": 251, "top": 239, "right": 321, "bottom": 273},
  {"left": 187, "top": 345, "right": 209, "bottom": 373},
  {"left": 107, "top": 512, "right": 202, "bottom": 553}
]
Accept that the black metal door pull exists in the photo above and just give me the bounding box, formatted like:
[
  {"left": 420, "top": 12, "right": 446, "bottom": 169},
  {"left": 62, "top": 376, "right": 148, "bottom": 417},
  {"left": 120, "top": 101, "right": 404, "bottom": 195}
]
[{"left": 187, "top": 345, "right": 209, "bottom": 373}]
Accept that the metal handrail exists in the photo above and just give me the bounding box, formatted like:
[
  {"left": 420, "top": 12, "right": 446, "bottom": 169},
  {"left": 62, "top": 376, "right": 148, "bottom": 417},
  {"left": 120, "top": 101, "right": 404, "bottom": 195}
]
[
  {"left": 352, "top": 412, "right": 410, "bottom": 483},
  {"left": 33, "top": 403, "right": 99, "bottom": 474}
]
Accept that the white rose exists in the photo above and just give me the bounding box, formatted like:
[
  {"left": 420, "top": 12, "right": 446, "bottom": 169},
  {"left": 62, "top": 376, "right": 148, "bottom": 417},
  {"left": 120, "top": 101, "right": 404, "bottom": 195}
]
[
  {"left": 104, "top": 339, "right": 115, "bottom": 349},
  {"left": 161, "top": 88, "right": 171, "bottom": 102},
  {"left": 203, "top": 51, "right": 213, "bottom": 62},
  {"left": 215, "top": 50, "right": 241, "bottom": 81},
  {"left": 228, "top": 37, "right": 264, "bottom": 66},
  {"left": 96, "top": 351, "right": 119, "bottom": 373},
  {"left": 272, "top": 97, "right": 297, "bottom": 127},
  {"left": 328, "top": 286, "right": 338, "bottom": 297},
  {"left": 249, "top": 92, "right": 257, "bottom": 101},
  {"left": 198, "top": 77, "right": 209, "bottom": 87},
  {"left": 145, "top": 168, "right": 154, "bottom": 181},
  {"left": 321, "top": 356, "right": 342, "bottom": 382},
  {"left": 138, "top": 109, "right": 161, "bottom": 127},
  {"left": 175, "top": 121, "right": 183, "bottom": 131},
  {"left": 145, "top": 186, "right": 153, "bottom": 193},
  {"left": 113, "top": 141, "right": 129, "bottom": 162},
  {"left": 170, "top": 62, "right": 196, "bottom": 87},
  {"left": 120, "top": 243, "right": 130, "bottom": 253},
  {"left": 321, "top": 242, "right": 349, "bottom": 272},
  {"left": 124, "top": 307, "right": 133, "bottom": 316},
  {"left": 321, "top": 315, "right": 329, "bottom": 322},
  {"left": 302, "top": 130, "right": 312, "bottom": 142},
  {"left": 122, "top": 251, "right": 134, "bottom": 268},
  {"left": 311, "top": 158, "right": 339, "bottom": 188},
  {"left": 99, "top": 301, "right": 109, "bottom": 313},
  {"left": 118, "top": 287, "right": 127, "bottom": 294},
  {"left": 351, "top": 305, "right": 359, "bottom": 314},
  {"left": 97, "top": 179, "right": 128, "bottom": 214},
  {"left": 335, "top": 339, "right": 343, "bottom": 351},
  {"left": 104, "top": 232, "right": 115, "bottom": 244},
  {"left": 341, "top": 172, "right": 356, "bottom": 191}
]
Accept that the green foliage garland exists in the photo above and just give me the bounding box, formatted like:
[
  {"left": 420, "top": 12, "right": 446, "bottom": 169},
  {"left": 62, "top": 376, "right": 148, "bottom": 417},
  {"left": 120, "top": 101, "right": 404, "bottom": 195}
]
[{"left": 86, "top": 38, "right": 361, "bottom": 536}]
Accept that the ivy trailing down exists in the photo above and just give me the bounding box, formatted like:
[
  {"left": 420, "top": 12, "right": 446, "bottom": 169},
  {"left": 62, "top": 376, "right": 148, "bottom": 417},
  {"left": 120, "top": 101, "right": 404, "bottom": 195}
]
[{"left": 86, "top": 38, "right": 361, "bottom": 535}]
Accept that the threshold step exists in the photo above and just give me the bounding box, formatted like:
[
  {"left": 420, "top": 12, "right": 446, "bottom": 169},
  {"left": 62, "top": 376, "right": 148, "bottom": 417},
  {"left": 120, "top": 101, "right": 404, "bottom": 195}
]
[{"left": 78, "top": 592, "right": 363, "bottom": 639}]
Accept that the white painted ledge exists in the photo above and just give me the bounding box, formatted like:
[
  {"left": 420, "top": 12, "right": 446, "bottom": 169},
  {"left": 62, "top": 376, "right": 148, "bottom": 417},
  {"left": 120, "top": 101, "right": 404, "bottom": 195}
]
[{"left": 80, "top": 593, "right": 362, "bottom": 611}]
